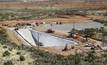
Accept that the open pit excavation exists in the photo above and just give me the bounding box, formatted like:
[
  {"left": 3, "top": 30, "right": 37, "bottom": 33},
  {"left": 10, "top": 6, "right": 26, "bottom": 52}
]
[{"left": 15, "top": 29, "right": 77, "bottom": 47}]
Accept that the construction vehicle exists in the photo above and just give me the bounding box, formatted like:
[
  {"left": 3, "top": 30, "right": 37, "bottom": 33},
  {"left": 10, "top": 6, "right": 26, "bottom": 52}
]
[
  {"left": 46, "top": 29, "right": 55, "bottom": 33},
  {"left": 14, "top": 28, "right": 19, "bottom": 30},
  {"left": 59, "top": 22, "right": 62, "bottom": 25},
  {"left": 84, "top": 43, "right": 94, "bottom": 47},
  {"left": 62, "top": 44, "right": 68, "bottom": 51},
  {"left": 2, "top": 24, "right": 8, "bottom": 26},
  {"left": 68, "top": 33, "right": 76, "bottom": 38},
  {"left": 68, "top": 33, "right": 81, "bottom": 38},
  {"left": 91, "top": 45, "right": 102, "bottom": 50},
  {"left": 26, "top": 23, "right": 31, "bottom": 26}
]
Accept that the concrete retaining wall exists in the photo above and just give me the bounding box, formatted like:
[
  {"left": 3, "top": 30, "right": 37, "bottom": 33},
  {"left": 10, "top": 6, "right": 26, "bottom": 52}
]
[{"left": 30, "top": 30, "right": 77, "bottom": 47}]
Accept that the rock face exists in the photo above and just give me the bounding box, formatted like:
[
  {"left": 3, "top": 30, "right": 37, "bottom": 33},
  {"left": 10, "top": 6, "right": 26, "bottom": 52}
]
[{"left": 0, "top": 0, "right": 106, "bottom": 2}]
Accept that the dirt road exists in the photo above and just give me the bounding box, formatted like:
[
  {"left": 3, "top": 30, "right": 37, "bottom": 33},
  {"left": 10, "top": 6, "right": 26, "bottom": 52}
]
[{"left": 0, "top": 13, "right": 105, "bottom": 28}]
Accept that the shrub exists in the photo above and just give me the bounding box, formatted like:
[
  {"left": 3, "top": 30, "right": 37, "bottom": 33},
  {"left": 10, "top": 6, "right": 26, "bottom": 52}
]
[
  {"left": 38, "top": 51, "right": 44, "bottom": 57},
  {"left": 35, "top": 63, "right": 40, "bottom": 65},
  {"left": 99, "top": 29, "right": 105, "bottom": 32},
  {"left": 29, "top": 47, "right": 35, "bottom": 52},
  {"left": 16, "top": 52, "right": 21, "bottom": 55},
  {"left": 44, "top": 57, "right": 51, "bottom": 63},
  {"left": 4, "top": 60, "right": 14, "bottom": 65},
  {"left": 45, "top": 51, "right": 49, "bottom": 54},
  {"left": 8, "top": 48, "right": 12, "bottom": 51},
  {"left": 1, "top": 40, "right": 6, "bottom": 45},
  {"left": 84, "top": 28, "right": 96, "bottom": 37},
  {"left": 3, "top": 51, "right": 10, "bottom": 57},
  {"left": 21, "top": 44, "right": 24, "bottom": 48},
  {"left": 11, "top": 42, "right": 17, "bottom": 46},
  {"left": 74, "top": 54, "right": 81, "bottom": 64},
  {"left": 3, "top": 46, "right": 7, "bottom": 48},
  {"left": 44, "top": 59, "right": 50, "bottom": 63},
  {"left": 94, "top": 19, "right": 100, "bottom": 22},
  {"left": 18, "top": 46, "right": 21, "bottom": 49},
  {"left": 56, "top": 54, "right": 64, "bottom": 60},
  {"left": 20, "top": 55, "right": 25, "bottom": 61},
  {"left": 25, "top": 7, "right": 27, "bottom": 10},
  {"left": 79, "top": 60, "right": 86, "bottom": 65},
  {"left": 91, "top": 51, "right": 95, "bottom": 53},
  {"left": 11, "top": 42, "right": 15, "bottom": 44}
]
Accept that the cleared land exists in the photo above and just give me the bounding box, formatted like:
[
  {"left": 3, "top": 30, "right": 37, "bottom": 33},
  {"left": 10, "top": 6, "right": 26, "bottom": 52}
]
[
  {"left": 0, "top": 13, "right": 104, "bottom": 28},
  {"left": 0, "top": 1, "right": 107, "bottom": 10},
  {"left": 0, "top": 12, "right": 104, "bottom": 55},
  {"left": 0, "top": 1, "right": 106, "bottom": 55},
  {"left": 38, "top": 22, "right": 107, "bottom": 33}
]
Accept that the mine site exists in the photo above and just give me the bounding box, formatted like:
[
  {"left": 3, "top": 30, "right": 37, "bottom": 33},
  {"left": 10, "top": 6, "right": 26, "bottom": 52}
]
[{"left": 1, "top": 0, "right": 107, "bottom": 65}]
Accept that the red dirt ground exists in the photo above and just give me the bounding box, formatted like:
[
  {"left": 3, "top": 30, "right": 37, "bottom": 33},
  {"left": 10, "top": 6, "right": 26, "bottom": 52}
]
[{"left": 0, "top": 1, "right": 107, "bottom": 10}]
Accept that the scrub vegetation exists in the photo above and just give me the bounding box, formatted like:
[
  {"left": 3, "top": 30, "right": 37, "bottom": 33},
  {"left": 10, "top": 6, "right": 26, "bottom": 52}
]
[
  {"left": 0, "top": 28, "right": 107, "bottom": 65},
  {"left": 0, "top": 8, "right": 103, "bottom": 21},
  {"left": 71, "top": 27, "right": 107, "bottom": 40}
]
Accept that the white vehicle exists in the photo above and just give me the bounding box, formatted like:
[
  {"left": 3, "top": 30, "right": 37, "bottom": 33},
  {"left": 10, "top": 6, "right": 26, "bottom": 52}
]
[{"left": 84, "top": 43, "right": 94, "bottom": 47}]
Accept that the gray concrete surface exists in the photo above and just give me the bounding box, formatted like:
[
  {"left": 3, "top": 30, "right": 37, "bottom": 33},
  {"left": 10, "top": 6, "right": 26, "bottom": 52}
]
[
  {"left": 30, "top": 30, "right": 77, "bottom": 47},
  {"left": 19, "top": 29, "right": 36, "bottom": 46},
  {"left": 37, "top": 22, "right": 107, "bottom": 33},
  {"left": 16, "top": 29, "right": 36, "bottom": 46}
]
